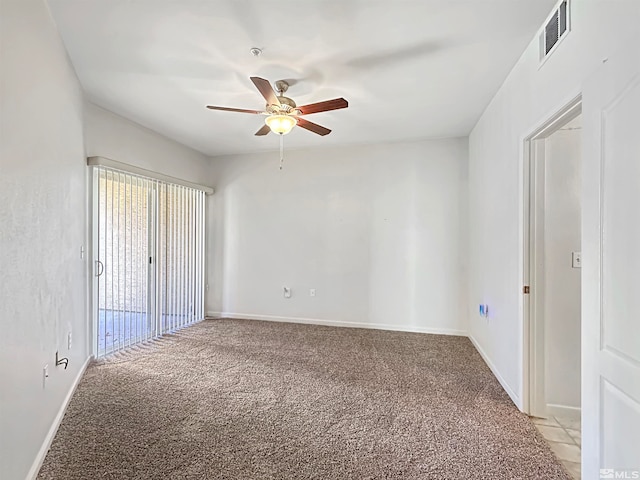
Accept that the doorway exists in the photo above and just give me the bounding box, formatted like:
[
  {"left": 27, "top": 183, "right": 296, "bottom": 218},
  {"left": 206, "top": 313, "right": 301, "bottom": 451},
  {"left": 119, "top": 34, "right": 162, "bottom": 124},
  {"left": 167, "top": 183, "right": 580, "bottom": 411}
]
[
  {"left": 92, "top": 166, "right": 207, "bottom": 357},
  {"left": 522, "top": 41, "right": 640, "bottom": 479},
  {"left": 523, "top": 97, "right": 582, "bottom": 456}
]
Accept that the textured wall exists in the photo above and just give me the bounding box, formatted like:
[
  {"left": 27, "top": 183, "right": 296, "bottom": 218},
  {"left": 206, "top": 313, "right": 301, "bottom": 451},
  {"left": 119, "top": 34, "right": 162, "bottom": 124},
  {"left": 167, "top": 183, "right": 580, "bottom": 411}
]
[
  {"left": 207, "top": 138, "right": 468, "bottom": 335},
  {"left": 0, "top": 0, "right": 89, "bottom": 478},
  {"left": 84, "top": 103, "right": 211, "bottom": 184},
  {"left": 468, "top": 0, "right": 640, "bottom": 407}
]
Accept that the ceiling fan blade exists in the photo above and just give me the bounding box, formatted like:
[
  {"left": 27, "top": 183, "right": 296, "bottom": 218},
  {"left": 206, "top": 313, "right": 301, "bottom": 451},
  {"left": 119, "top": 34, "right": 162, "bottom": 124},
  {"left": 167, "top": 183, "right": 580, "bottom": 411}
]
[
  {"left": 297, "top": 98, "right": 348, "bottom": 115},
  {"left": 255, "top": 125, "right": 271, "bottom": 136},
  {"left": 250, "top": 77, "right": 281, "bottom": 106},
  {"left": 296, "top": 118, "right": 331, "bottom": 136},
  {"left": 206, "top": 105, "right": 264, "bottom": 114}
]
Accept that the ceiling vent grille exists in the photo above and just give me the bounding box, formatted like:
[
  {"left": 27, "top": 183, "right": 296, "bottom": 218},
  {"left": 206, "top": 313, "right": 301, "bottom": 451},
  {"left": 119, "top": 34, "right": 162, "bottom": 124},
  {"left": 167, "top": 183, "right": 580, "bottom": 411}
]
[{"left": 539, "top": 0, "right": 570, "bottom": 63}]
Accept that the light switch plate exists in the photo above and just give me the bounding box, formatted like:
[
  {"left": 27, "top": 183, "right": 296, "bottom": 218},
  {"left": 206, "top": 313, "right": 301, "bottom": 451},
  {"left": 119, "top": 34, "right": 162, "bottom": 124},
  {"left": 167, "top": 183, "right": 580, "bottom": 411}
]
[{"left": 572, "top": 251, "right": 582, "bottom": 268}]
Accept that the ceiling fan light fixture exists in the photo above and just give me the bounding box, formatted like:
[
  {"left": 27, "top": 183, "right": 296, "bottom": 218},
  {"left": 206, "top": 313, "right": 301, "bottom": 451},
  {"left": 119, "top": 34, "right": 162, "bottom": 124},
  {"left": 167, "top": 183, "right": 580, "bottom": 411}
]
[{"left": 265, "top": 114, "right": 296, "bottom": 135}]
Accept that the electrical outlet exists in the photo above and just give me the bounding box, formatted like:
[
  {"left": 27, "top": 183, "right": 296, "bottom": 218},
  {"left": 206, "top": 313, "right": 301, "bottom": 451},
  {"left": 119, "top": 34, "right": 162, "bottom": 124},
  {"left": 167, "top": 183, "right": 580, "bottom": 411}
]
[
  {"left": 310, "top": 289, "right": 316, "bottom": 297},
  {"left": 283, "top": 287, "right": 291, "bottom": 298},
  {"left": 68, "top": 331, "right": 72, "bottom": 350}
]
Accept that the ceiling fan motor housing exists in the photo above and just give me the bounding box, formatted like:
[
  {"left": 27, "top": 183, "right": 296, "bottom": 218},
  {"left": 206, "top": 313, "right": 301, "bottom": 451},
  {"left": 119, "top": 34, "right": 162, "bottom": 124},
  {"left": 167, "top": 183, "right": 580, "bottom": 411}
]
[
  {"left": 267, "top": 96, "right": 300, "bottom": 115},
  {"left": 277, "top": 96, "right": 296, "bottom": 108},
  {"left": 271, "top": 80, "right": 299, "bottom": 112}
]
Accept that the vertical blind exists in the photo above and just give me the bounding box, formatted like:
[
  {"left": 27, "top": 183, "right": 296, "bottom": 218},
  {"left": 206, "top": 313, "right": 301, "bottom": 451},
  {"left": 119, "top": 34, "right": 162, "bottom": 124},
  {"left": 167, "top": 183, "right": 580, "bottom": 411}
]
[
  {"left": 158, "top": 182, "right": 206, "bottom": 334},
  {"left": 95, "top": 167, "right": 205, "bottom": 357}
]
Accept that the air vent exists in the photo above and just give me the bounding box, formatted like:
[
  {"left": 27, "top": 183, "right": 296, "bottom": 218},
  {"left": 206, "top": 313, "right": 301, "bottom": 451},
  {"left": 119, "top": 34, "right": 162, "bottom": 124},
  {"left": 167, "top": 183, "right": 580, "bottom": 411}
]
[{"left": 539, "top": 0, "right": 570, "bottom": 62}]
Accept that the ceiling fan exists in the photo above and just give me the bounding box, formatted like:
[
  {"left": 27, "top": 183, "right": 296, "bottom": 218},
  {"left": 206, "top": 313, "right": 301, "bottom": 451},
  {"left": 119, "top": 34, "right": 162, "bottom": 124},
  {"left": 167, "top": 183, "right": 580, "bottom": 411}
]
[{"left": 206, "top": 77, "right": 348, "bottom": 137}]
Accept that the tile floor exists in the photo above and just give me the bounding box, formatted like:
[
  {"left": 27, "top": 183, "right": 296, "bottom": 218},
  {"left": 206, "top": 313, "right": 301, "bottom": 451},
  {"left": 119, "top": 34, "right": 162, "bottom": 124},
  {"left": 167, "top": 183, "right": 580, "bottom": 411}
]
[{"left": 531, "top": 416, "right": 581, "bottom": 479}]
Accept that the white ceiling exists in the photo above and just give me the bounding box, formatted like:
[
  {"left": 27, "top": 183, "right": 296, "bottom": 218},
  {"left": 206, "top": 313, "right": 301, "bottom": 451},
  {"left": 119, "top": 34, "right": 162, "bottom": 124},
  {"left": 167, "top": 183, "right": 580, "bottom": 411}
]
[{"left": 48, "top": 0, "right": 556, "bottom": 157}]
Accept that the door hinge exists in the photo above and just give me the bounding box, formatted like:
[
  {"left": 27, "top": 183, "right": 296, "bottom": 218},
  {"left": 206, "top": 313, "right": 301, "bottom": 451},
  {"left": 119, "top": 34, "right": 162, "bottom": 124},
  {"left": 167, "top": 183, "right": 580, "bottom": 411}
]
[{"left": 523, "top": 285, "right": 530, "bottom": 294}]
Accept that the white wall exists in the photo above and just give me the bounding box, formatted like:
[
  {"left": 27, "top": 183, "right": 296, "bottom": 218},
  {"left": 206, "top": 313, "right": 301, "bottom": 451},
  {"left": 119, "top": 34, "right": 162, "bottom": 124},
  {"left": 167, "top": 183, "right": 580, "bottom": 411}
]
[
  {"left": 207, "top": 138, "right": 468, "bottom": 335},
  {"left": 543, "top": 125, "right": 581, "bottom": 413},
  {"left": 84, "top": 105, "right": 212, "bottom": 351},
  {"left": 84, "top": 103, "right": 211, "bottom": 184},
  {"left": 0, "top": 12, "right": 213, "bottom": 476},
  {"left": 0, "top": 1, "right": 88, "bottom": 478},
  {"left": 468, "top": 0, "right": 640, "bottom": 407}
]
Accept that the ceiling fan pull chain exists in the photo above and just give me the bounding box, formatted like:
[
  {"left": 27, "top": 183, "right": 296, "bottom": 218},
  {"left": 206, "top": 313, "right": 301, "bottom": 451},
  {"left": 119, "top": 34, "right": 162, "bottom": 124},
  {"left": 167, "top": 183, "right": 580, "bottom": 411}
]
[{"left": 279, "top": 134, "right": 284, "bottom": 170}]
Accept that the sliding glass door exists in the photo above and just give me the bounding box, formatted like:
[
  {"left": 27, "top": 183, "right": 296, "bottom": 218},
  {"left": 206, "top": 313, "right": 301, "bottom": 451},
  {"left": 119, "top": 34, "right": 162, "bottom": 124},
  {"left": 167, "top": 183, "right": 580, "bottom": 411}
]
[
  {"left": 93, "top": 167, "right": 205, "bottom": 357},
  {"left": 158, "top": 183, "right": 206, "bottom": 334}
]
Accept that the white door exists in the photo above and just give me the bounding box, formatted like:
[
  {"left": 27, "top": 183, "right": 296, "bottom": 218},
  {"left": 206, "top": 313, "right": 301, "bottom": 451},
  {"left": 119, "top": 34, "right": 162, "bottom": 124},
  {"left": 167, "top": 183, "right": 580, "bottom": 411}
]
[{"left": 582, "top": 40, "right": 640, "bottom": 477}]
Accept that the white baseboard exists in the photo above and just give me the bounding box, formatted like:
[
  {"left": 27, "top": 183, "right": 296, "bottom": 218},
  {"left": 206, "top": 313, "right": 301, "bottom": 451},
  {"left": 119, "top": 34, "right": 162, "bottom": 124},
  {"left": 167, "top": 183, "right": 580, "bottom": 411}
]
[
  {"left": 27, "top": 355, "right": 92, "bottom": 480},
  {"left": 546, "top": 403, "right": 581, "bottom": 420},
  {"left": 209, "top": 312, "right": 467, "bottom": 337},
  {"left": 468, "top": 334, "right": 522, "bottom": 410}
]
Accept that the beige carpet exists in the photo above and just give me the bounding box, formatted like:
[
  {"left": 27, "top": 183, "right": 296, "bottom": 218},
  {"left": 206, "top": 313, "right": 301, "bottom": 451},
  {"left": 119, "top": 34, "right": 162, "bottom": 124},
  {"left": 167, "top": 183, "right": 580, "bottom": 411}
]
[{"left": 38, "top": 319, "right": 570, "bottom": 479}]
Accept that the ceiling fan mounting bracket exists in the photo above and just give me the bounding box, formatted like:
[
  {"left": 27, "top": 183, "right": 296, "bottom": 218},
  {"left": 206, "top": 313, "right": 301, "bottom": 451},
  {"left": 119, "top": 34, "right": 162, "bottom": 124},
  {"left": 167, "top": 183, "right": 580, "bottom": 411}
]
[{"left": 274, "top": 80, "right": 289, "bottom": 94}]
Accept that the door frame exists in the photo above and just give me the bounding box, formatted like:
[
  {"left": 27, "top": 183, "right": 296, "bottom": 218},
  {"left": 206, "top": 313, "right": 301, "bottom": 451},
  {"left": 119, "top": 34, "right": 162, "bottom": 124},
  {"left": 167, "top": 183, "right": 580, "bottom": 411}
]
[
  {"left": 90, "top": 166, "right": 99, "bottom": 358},
  {"left": 522, "top": 95, "right": 582, "bottom": 417}
]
